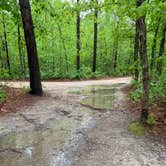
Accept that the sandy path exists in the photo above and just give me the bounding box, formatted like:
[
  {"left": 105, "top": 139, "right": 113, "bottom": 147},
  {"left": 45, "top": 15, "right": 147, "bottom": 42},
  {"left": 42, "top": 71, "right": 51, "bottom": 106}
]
[
  {"left": 0, "top": 77, "right": 165, "bottom": 166},
  {"left": 1, "top": 77, "right": 131, "bottom": 90}
]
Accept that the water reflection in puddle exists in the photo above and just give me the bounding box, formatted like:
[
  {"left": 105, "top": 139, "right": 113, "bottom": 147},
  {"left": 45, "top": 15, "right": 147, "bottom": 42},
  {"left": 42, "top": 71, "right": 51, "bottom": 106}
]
[
  {"left": 81, "top": 88, "right": 116, "bottom": 110},
  {"left": 70, "top": 85, "right": 122, "bottom": 111},
  {"left": 0, "top": 118, "right": 77, "bottom": 166}
]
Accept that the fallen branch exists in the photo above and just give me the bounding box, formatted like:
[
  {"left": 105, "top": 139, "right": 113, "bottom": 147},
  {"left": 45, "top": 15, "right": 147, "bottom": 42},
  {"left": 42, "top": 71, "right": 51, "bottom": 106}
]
[
  {"left": 19, "top": 113, "right": 37, "bottom": 125},
  {"left": 0, "top": 148, "right": 23, "bottom": 154},
  {"left": 80, "top": 103, "right": 107, "bottom": 112}
]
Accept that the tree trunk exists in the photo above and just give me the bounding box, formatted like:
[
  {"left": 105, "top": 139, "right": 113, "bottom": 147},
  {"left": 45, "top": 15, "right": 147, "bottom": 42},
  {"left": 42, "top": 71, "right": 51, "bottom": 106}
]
[
  {"left": 19, "top": 0, "right": 42, "bottom": 95},
  {"left": 113, "top": 21, "right": 119, "bottom": 72},
  {"left": 113, "top": 40, "right": 118, "bottom": 72},
  {"left": 76, "top": 0, "right": 81, "bottom": 72},
  {"left": 104, "top": 36, "right": 108, "bottom": 57},
  {"left": 18, "top": 22, "right": 26, "bottom": 78},
  {"left": 0, "top": 47, "right": 4, "bottom": 78},
  {"left": 156, "top": 22, "right": 166, "bottom": 74},
  {"left": 137, "top": 0, "right": 149, "bottom": 123},
  {"left": 2, "top": 13, "right": 11, "bottom": 75},
  {"left": 150, "top": 17, "right": 161, "bottom": 72},
  {"left": 51, "top": 35, "right": 56, "bottom": 73},
  {"left": 57, "top": 23, "right": 69, "bottom": 73},
  {"left": 1, "top": 38, "right": 6, "bottom": 69},
  {"left": 134, "top": 20, "right": 139, "bottom": 81},
  {"left": 128, "top": 37, "right": 133, "bottom": 70},
  {"left": 92, "top": 0, "right": 98, "bottom": 73}
]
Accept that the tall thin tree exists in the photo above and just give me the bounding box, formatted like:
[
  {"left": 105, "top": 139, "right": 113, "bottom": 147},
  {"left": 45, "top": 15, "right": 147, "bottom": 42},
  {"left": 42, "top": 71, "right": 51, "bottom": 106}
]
[
  {"left": 156, "top": 22, "right": 166, "bottom": 74},
  {"left": 76, "top": 0, "right": 81, "bottom": 72},
  {"left": 137, "top": 0, "right": 149, "bottom": 122},
  {"left": 92, "top": 0, "right": 98, "bottom": 73},
  {"left": 19, "top": 0, "right": 43, "bottom": 95},
  {"left": 150, "top": 17, "right": 161, "bottom": 72},
  {"left": 2, "top": 13, "right": 11, "bottom": 75},
  {"left": 113, "top": 21, "right": 119, "bottom": 72},
  {"left": 134, "top": 19, "right": 139, "bottom": 81},
  {"left": 18, "top": 21, "right": 26, "bottom": 78},
  {"left": 57, "top": 23, "right": 69, "bottom": 73}
]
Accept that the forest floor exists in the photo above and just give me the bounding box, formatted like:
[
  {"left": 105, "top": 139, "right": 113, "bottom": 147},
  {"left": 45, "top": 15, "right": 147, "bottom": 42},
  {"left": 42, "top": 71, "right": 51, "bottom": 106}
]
[{"left": 0, "top": 77, "right": 165, "bottom": 166}]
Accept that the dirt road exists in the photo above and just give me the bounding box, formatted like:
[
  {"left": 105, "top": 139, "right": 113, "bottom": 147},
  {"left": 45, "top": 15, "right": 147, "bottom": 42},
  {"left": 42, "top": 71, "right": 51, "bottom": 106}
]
[{"left": 0, "top": 77, "right": 165, "bottom": 166}]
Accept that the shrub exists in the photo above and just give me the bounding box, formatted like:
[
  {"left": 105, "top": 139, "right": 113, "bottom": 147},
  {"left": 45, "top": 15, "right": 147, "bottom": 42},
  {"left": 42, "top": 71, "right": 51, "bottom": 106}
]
[
  {"left": 0, "top": 90, "right": 6, "bottom": 103},
  {"left": 146, "top": 113, "right": 156, "bottom": 126},
  {"left": 129, "top": 122, "right": 145, "bottom": 136}
]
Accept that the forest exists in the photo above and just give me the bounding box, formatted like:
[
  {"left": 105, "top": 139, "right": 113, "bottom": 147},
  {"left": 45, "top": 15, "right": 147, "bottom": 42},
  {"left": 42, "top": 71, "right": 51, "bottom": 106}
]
[
  {"left": 0, "top": 0, "right": 165, "bottom": 120},
  {"left": 0, "top": 0, "right": 165, "bottom": 165}
]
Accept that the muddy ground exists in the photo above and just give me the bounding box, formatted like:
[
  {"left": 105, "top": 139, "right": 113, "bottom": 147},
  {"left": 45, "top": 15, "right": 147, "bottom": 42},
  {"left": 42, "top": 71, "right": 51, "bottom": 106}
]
[{"left": 0, "top": 77, "right": 165, "bottom": 166}]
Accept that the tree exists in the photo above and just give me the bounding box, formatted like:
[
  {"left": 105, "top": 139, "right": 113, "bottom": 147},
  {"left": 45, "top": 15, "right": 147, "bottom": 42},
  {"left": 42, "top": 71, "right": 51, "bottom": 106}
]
[
  {"left": 92, "top": 0, "right": 98, "bottom": 73},
  {"left": 17, "top": 21, "right": 26, "bottom": 78},
  {"left": 76, "top": 0, "right": 81, "bottom": 73},
  {"left": 133, "top": 19, "right": 139, "bottom": 81},
  {"left": 57, "top": 23, "right": 69, "bottom": 73},
  {"left": 156, "top": 22, "right": 166, "bottom": 75},
  {"left": 113, "top": 21, "right": 119, "bottom": 72},
  {"left": 137, "top": 0, "right": 149, "bottom": 122},
  {"left": 2, "top": 12, "right": 11, "bottom": 75},
  {"left": 19, "top": 0, "right": 42, "bottom": 95},
  {"left": 150, "top": 17, "right": 161, "bottom": 72}
]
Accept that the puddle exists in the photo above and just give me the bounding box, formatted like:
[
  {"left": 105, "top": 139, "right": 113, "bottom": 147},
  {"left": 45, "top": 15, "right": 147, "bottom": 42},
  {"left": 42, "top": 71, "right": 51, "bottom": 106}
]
[
  {"left": 81, "top": 88, "right": 116, "bottom": 110},
  {"left": 0, "top": 108, "right": 94, "bottom": 166},
  {"left": 70, "top": 85, "right": 122, "bottom": 111},
  {"left": 68, "top": 83, "right": 125, "bottom": 95}
]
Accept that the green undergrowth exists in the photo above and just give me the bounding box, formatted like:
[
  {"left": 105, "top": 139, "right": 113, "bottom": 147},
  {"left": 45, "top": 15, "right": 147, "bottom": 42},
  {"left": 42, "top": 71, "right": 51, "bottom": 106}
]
[
  {"left": 146, "top": 113, "right": 156, "bottom": 127},
  {"left": 129, "top": 122, "right": 145, "bottom": 136},
  {"left": 129, "top": 114, "right": 156, "bottom": 136},
  {"left": 129, "top": 73, "right": 166, "bottom": 104},
  {"left": 41, "top": 67, "right": 106, "bottom": 80},
  {"left": 0, "top": 89, "right": 7, "bottom": 103}
]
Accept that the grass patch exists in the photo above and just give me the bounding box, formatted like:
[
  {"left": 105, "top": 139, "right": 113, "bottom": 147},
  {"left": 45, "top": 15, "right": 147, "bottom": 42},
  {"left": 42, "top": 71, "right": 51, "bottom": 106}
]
[
  {"left": 146, "top": 113, "right": 156, "bottom": 127},
  {"left": 0, "top": 90, "right": 7, "bottom": 103},
  {"left": 129, "top": 122, "right": 145, "bottom": 136}
]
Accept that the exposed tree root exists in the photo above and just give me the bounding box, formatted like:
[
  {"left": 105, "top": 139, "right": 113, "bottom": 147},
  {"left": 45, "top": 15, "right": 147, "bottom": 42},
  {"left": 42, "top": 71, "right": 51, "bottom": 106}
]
[
  {"left": 80, "top": 103, "right": 108, "bottom": 112},
  {"left": 0, "top": 148, "right": 23, "bottom": 154}
]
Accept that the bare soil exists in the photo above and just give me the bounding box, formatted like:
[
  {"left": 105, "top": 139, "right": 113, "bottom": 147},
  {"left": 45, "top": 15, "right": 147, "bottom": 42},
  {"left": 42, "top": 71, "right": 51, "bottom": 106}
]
[{"left": 0, "top": 86, "right": 47, "bottom": 116}]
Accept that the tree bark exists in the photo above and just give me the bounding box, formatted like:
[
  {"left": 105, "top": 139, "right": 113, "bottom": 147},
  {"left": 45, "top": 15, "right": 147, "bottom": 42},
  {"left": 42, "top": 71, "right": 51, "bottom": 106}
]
[
  {"left": 156, "top": 22, "right": 166, "bottom": 75},
  {"left": 1, "top": 38, "right": 6, "bottom": 69},
  {"left": 92, "top": 0, "right": 98, "bottom": 73},
  {"left": 57, "top": 23, "right": 69, "bottom": 73},
  {"left": 134, "top": 20, "right": 139, "bottom": 81},
  {"left": 76, "top": 0, "right": 81, "bottom": 72},
  {"left": 104, "top": 36, "right": 108, "bottom": 57},
  {"left": 113, "top": 21, "right": 119, "bottom": 72},
  {"left": 128, "top": 37, "right": 133, "bottom": 67},
  {"left": 0, "top": 46, "right": 4, "bottom": 78},
  {"left": 19, "top": 0, "right": 42, "bottom": 95},
  {"left": 2, "top": 13, "right": 11, "bottom": 75},
  {"left": 150, "top": 17, "right": 161, "bottom": 72},
  {"left": 137, "top": 0, "right": 149, "bottom": 123},
  {"left": 113, "top": 41, "right": 118, "bottom": 72},
  {"left": 51, "top": 34, "right": 56, "bottom": 73},
  {"left": 18, "top": 22, "right": 26, "bottom": 78}
]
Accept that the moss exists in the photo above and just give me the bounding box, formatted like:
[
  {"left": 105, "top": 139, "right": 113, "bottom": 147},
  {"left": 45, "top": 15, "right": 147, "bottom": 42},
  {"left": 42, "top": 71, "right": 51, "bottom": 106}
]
[{"left": 129, "top": 122, "right": 145, "bottom": 136}]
